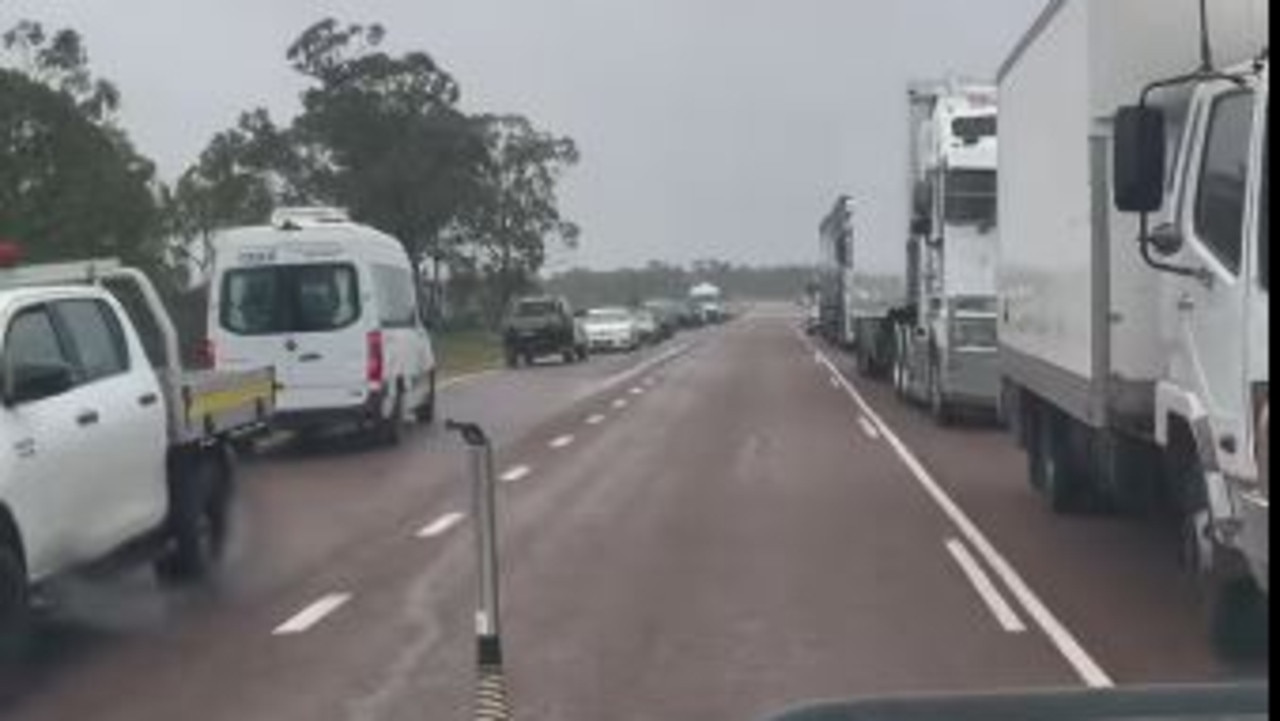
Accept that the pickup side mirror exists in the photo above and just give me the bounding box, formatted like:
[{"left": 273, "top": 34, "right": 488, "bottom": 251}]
[
  {"left": 1113, "top": 105, "right": 1166, "bottom": 213},
  {"left": 4, "top": 361, "right": 76, "bottom": 406}
]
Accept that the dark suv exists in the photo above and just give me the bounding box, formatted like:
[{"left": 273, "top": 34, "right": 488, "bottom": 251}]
[{"left": 502, "top": 295, "right": 589, "bottom": 367}]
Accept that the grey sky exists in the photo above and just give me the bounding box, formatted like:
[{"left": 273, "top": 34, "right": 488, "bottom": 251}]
[{"left": 5, "top": 0, "right": 1044, "bottom": 271}]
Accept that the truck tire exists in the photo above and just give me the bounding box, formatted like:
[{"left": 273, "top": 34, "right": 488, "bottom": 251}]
[
  {"left": 1168, "top": 436, "right": 1269, "bottom": 660},
  {"left": 1033, "top": 406, "right": 1082, "bottom": 513},
  {"left": 505, "top": 347, "right": 520, "bottom": 368},
  {"left": 562, "top": 348, "right": 576, "bottom": 365},
  {"left": 0, "top": 545, "right": 29, "bottom": 669},
  {"left": 155, "top": 455, "right": 229, "bottom": 583},
  {"left": 414, "top": 371, "right": 437, "bottom": 425},
  {"left": 576, "top": 345, "right": 589, "bottom": 362}
]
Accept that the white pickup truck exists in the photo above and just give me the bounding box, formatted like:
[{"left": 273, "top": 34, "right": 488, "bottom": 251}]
[{"left": 0, "top": 250, "right": 275, "bottom": 661}]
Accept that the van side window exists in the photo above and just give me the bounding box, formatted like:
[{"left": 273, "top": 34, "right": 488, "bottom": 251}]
[
  {"left": 52, "top": 299, "right": 130, "bottom": 382},
  {"left": 373, "top": 264, "right": 417, "bottom": 328},
  {"left": 1194, "top": 90, "right": 1255, "bottom": 275}
]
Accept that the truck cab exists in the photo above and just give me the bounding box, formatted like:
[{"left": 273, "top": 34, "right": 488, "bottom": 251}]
[
  {"left": 1115, "top": 55, "right": 1269, "bottom": 649},
  {"left": 894, "top": 81, "right": 1000, "bottom": 422}
]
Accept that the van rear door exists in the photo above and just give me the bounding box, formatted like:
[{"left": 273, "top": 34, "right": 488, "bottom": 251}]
[{"left": 215, "top": 259, "right": 368, "bottom": 412}]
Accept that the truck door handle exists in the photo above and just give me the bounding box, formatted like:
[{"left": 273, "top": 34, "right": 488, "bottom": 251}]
[
  {"left": 1177, "top": 294, "right": 1195, "bottom": 312},
  {"left": 138, "top": 393, "right": 158, "bottom": 407},
  {"left": 298, "top": 352, "right": 323, "bottom": 362},
  {"left": 76, "top": 410, "right": 100, "bottom": 427}
]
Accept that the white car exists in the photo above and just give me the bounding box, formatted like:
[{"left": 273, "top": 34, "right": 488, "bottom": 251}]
[
  {"left": 582, "top": 307, "right": 640, "bottom": 352},
  {"left": 207, "top": 207, "right": 436, "bottom": 444}
]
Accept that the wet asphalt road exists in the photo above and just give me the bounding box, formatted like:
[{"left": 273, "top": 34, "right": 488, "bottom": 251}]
[{"left": 1, "top": 306, "right": 1265, "bottom": 720}]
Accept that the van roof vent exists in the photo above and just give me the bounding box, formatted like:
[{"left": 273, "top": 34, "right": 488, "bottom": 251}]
[{"left": 271, "top": 206, "right": 351, "bottom": 229}]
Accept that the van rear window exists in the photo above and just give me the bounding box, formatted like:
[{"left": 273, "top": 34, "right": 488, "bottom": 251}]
[{"left": 221, "top": 264, "right": 360, "bottom": 335}]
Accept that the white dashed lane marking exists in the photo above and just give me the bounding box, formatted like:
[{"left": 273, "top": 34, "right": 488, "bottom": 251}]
[{"left": 273, "top": 594, "right": 352, "bottom": 636}]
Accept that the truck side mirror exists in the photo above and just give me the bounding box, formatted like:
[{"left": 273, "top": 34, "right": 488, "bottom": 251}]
[{"left": 1113, "top": 105, "right": 1166, "bottom": 213}]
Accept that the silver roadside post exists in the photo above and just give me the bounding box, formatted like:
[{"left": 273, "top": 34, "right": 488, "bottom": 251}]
[{"left": 445, "top": 420, "right": 512, "bottom": 721}]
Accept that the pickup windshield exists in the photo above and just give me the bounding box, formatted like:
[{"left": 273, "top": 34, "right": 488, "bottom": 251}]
[
  {"left": 221, "top": 264, "right": 360, "bottom": 335},
  {"left": 515, "top": 299, "right": 560, "bottom": 317}
]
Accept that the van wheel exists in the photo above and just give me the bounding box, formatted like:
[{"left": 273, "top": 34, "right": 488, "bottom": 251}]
[
  {"left": 156, "top": 456, "right": 228, "bottom": 583},
  {"left": 377, "top": 390, "right": 405, "bottom": 447},
  {"left": 0, "top": 545, "right": 29, "bottom": 669},
  {"left": 414, "top": 372, "right": 437, "bottom": 425}
]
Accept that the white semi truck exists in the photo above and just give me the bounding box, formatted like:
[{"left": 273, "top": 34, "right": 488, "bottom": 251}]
[
  {"left": 997, "top": 0, "right": 1268, "bottom": 655},
  {"left": 889, "top": 79, "right": 1001, "bottom": 423}
]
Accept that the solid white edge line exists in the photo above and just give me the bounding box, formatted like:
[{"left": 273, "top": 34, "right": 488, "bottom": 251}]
[
  {"left": 945, "top": 538, "right": 1027, "bottom": 633},
  {"left": 417, "top": 511, "right": 466, "bottom": 538},
  {"left": 857, "top": 415, "right": 881, "bottom": 440},
  {"left": 273, "top": 593, "right": 352, "bottom": 636},
  {"left": 500, "top": 465, "right": 532, "bottom": 483},
  {"left": 549, "top": 435, "right": 574, "bottom": 449},
  {"left": 805, "top": 338, "right": 1114, "bottom": 688}
]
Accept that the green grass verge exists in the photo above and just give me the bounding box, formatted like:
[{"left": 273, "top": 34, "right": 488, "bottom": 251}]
[{"left": 435, "top": 329, "right": 504, "bottom": 379}]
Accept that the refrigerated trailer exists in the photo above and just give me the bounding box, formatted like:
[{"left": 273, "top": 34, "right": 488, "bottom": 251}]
[
  {"left": 997, "top": 0, "right": 1268, "bottom": 655},
  {"left": 817, "top": 196, "right": 899, "bottom": 374},
  {"left": 889, "top": 79, "right": 1001, "bottom": 423}
]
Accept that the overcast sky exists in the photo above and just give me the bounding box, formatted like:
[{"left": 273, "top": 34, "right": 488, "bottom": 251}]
[{"left": 5, "top": 0, "right": 1045, "bottom": 271}]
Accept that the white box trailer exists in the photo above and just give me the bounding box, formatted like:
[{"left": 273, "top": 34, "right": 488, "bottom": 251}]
[
  {"left": 999, "top": 0, "right": 1267, "bottom": 429},
  {"left": 999, "top": 0, "right": 1269, "bottom": 657}
]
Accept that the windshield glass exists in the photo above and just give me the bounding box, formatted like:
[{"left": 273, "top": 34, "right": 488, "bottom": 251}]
[
  {"left": 220, "top": 264, "right": 359, "bottom": 334},
  {"left": 586, "top": 308, "right": 631, "bottom": 322},
  {"left": 945, "top": 168, "right": 997, "bottom": 226},
  {"left": 952, "top": 114, "right": 996, "bottom": 141},
  {"left": 515, "top": 299, "right": 559, "bottom": 317},
  {"left": 1, "top": 4, "right": 1267, "bottom": 720}
]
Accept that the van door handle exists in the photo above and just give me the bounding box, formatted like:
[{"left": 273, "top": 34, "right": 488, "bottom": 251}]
[
  {"left": 298, "top": 352, "right": 323, "bottom": 362},
  {"left": 138, "top": 393, "right": 159, "bottom": 407},
  {"left": 76, "top": 410, "right": 100, "bottom": 427}
]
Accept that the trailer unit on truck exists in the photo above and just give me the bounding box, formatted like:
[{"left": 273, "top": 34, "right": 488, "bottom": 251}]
[
  {"left": 997, "top": 0, "right": 1268, "bottom": 656},
  {"left": 888, "top": 79, "right": 1001, "bottom": 424},
  {"left": 817, "top": 196, "right": 898, "bottom": 373}
]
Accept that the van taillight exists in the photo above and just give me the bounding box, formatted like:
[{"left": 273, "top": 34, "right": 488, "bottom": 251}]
[
  {"left": 196, "top": 338, "right": 216, "bottom": 369},
  {"left": 367, "top": 330, "right": 385, "bottom": 386}
]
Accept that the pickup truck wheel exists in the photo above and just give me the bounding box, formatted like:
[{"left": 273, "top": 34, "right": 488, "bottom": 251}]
[
  {"left": 0, "top": 546, "right": 29, "bottom": 668},
  {"left": 156, "top": 458, "right": 228, "bottom": 583},
  {"left": 562, "top": 348, "right": 576, "bottom": 365}
]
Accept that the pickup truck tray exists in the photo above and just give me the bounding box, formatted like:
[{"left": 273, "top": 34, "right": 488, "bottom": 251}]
[{"left": 167, "top": 367, "right": 276, "bottom": 445}]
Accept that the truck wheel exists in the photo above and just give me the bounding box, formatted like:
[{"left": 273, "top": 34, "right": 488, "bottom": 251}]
[
  {"left": 576, "top": 345, "right": 589, "bottom": 362},
  {"left": 505, "top": 347, "right": 520, "bottom": 368},
  {"left": 414, "top": 371, "right": 437, "bottom": 425},
  {"left": 1035, "top": 407, "right": 1080, "bottom": 513},
  {"left": 562, "top": 348, "right": 576, "bottom": 365},
  {"left": 155, "top": 456, "right": 229, "bottom": 583},
  {"left": 0, "top": 545, "right": 29, "bottom": 668},
  {"left": 1168, "top": 438, "right": 1269, "bottom": 659}
]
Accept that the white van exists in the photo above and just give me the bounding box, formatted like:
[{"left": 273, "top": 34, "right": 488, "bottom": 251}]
[{"left": 206, "top": 208, "right": 436, "bottom": 444}]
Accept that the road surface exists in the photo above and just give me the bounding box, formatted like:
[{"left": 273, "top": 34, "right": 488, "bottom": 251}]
[{"left": 1, "top": 306, "right": 1264, "bottom": 720}]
